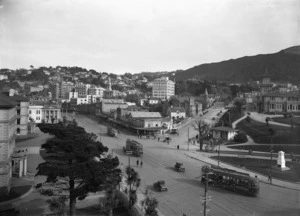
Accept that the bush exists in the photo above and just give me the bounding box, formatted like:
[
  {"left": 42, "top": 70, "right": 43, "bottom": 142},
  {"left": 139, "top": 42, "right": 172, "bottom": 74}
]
[{"left": 234, "top": 131, "right": 248, "bottom": 143}]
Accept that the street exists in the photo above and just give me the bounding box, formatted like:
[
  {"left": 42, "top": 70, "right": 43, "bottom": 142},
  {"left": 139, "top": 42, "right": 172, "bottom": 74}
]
[{"left": 73, "top": 110, "right": 300, "bottom": 216}]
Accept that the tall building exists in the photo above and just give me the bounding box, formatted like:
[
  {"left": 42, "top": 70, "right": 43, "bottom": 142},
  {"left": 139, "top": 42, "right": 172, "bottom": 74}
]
[
  {"left": 0, "top": 92, "right": 28, "bottom": 194},
  {"left": 1, "top": 90, "right": 29, "bottom": 138},
  {"left": 75, "top": 83, "right": 90, "bottom": 98},
  {"left": 49, "top": 83, "right": 60, "bottom": 99},
  {"left": 61, "top": 82, "right": 74, "bottom": 100},
  {"left": 152, "top": 77, "right": 175, "bottom": 99},
  {"left": 260, "top": 75, "right": 273, "bottom": 95}
]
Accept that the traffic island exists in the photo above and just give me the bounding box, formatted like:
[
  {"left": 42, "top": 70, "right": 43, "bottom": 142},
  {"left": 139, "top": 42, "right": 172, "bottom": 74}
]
[{"left": 211, "top": 156, "right": 300, "bottom": 183}]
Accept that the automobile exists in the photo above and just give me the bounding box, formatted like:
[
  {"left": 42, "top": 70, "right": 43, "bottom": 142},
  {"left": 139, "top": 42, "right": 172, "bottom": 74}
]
[
  {"left": 174, "top": 162, "right": 185, "bottom": 172},
  {"left": 153, "top": 180, "right": 168, "bottom": 191}
]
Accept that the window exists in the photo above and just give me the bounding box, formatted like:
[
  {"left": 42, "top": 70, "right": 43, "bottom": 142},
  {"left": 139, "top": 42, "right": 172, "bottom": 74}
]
[
  {"left": 17, "top": 119, "right": 20, "bottom": 124},
  {"left": 16, "top": 128, "right": 20, "bottom": 134},
  {"left": 36, "top": 110, "right": 40, "bottom": 114}
]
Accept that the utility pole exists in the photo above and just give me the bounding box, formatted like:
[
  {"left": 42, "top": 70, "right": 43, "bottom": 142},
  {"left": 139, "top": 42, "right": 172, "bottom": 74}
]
[
  {"left": 188, "top": 127, "right": 190, "bottom": 151},
  {"left": 201, "top": 172, "right": 211, "bottom": 216}
]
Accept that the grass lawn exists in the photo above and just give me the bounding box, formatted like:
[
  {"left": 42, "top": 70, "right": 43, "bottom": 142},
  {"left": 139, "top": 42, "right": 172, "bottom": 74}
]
[
  {"left": 211, "top": 156, "right": 300, "bottom": 182},
  {"left": 236, "top": 119, "right": 300, "bottom": 144},
  {"left": 228, "top": 145, "right": 300, "bottom": 155},
  {"left": 272, "top": 116, "right": 300, "bottom": 126},
  {"left": 0, "top": 185, "right": 32, "bottom": 202}
]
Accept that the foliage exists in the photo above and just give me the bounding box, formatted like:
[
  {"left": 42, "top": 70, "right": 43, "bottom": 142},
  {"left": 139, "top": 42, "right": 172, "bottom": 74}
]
[
  {"left": 234, "top": 131, "right": 248, "bottom": 143},
  {"left": 141, "top": 196, "right": 159, "bottom": 216},
  {"left": 125, "top": 94, "right": 140, "bottom": 104},
  {"left": 193, "top": 119, "right": 210, "bottom": 151},
  {"left": 125, "top": 167, "right": 141, "bottom": 208},
  {"left": 45, "top": 196, "right": 67, "bottom": 216},
  {"left": 103, "top": 170, "right": 122, "bottom": 216},
  {"left": 35, "top": 119, "right": 120, "bottom": 216}
]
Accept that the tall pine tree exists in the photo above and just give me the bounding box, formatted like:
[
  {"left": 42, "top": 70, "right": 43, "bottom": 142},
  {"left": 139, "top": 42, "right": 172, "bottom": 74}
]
[{"left": 36, "top": 119, "right": 120, "bottom": 216}]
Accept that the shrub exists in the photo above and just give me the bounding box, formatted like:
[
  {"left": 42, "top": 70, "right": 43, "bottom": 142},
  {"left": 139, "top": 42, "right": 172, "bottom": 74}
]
[{"left": 234, "top": 131, "right": 248, "bottom": 143}]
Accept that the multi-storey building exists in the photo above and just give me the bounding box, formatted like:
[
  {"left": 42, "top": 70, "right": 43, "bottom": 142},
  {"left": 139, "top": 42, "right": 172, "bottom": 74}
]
[
  {"left": 152, "top": 77, "right": 175, "bottom": 99},
  {"left": 61, "top": 82, "right": 74, "bottom": 100},
  {"left": 1, "top": 90, "right": 29, "bottom": 138},
  {"left": 0, "top": 93, "right": 27, "bottom": 194},
  {"left": 28, "top": 105, "right": 43, "bottom": 123},
  {"left": 0, "top": 95, "right": 17, "bottom": 194},
  {"left": 75, "top": 83, "right": 90, "bottom": 98},
  {"left": 261, "top": 92, "right": 300, "bottom": 113},
  {"left": 260, "top": 75, "right": 273, "bottom": 95},
  {"left": 49, "top": 82, "right": 60, "bottom": 100},
  {"left": 88, "top": 86, "right": 105, "bottom": 98}
]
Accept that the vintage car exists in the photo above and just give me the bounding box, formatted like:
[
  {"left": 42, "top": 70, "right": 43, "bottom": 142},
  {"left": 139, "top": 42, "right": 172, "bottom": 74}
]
[
  {"left": 174, "top": 162, "right": 185, "bottom": 172},
  {"left": 153, "top": 180, "right": 168, "bottom": 192}
]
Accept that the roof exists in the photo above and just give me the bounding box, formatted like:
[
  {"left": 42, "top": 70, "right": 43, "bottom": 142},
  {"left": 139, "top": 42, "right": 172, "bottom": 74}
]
[
  {"left": 0, "top": 93, "right": 19, "bottom": 108},
  {"left": 211, "top": 126, "right": 238, "bottom": 132},
  {"left": 170, "top": 107, "right": 186, "bottom": 113},
  {"left": 1, "top": 91, "right": 29, "bottom": 102},
  {"left": 263, "top": 91, "right": 300, "bottom": 97},
  {"left": 129, "top": 111, "right": 162, "bottom": 119}
]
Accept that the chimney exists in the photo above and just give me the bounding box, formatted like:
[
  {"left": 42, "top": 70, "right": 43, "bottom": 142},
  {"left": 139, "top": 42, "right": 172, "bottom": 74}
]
[{"left": 9, "top": 89, "right": 15, "bottom": 96}]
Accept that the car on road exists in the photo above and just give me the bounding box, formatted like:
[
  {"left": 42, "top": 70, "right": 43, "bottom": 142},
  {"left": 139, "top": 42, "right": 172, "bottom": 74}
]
[
  {"left": 174, "top": 162, "right": 185, "bottom": 172},
  {"left": 153, "top": 180, "right": 168, "bottom": 191}
]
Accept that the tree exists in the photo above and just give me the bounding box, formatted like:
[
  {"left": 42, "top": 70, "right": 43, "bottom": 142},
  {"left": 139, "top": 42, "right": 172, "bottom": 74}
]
[
  {"left": 193, "top": 120, "right": 210, "bottom": 151},
  {"left": 35, "top": 120, "right": 120, "bottom": 216},
  {"left": 126, "top": 167, "right": 141, "bottom": 208},
  {"left": 103, "top": 169, "right": 122, "bottom": 216},
  {"left": 234, "top": 131, "right": 248, "bottom": 143},
  {"left": 141, "top": 196, "right": 159, "bottom": 216}
]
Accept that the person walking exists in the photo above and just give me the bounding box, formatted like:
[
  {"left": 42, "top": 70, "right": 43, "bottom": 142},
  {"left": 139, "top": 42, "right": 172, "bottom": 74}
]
[
  {"left": 177, "top": 145, "right": 179, "bottom": 150},
  {"left": 136, "top": 159, "right": 139, "bottom": 166},
  {"left": 140, "top": 161, "right": 143, "bottom": 167}
]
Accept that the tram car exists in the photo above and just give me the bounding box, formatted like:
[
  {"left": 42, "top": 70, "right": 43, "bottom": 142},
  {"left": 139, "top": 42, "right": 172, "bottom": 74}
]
[{"left": 201, "top": 165, "right": 259, "bottom": 196}]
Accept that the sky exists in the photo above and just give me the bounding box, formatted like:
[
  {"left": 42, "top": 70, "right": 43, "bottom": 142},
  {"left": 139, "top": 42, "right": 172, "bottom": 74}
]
[{"left": 0, "top": 0, "right": 299, "bottom": 74}]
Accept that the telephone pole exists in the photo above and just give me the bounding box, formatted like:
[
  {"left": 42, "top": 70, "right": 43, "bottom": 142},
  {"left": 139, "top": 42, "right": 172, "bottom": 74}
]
[
  {"left": 188, "top": 127, "right": 190, "bottom": 151},
  {"left": 201, "top": 172, "right": 211, "bottom": 216}
]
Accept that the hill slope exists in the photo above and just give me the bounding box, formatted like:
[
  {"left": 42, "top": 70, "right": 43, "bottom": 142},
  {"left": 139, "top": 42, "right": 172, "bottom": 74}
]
[{"left": 175, "top": 46, "right": 300, "bottom": 83}]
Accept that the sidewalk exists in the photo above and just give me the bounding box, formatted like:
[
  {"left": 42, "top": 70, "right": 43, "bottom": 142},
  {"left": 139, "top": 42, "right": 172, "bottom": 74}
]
[
  {"left": 249, "top": 112, "right": 291, "bottom": 127},
  {"left": 185, "top": 151, "right": 300, "bottom": 191}
]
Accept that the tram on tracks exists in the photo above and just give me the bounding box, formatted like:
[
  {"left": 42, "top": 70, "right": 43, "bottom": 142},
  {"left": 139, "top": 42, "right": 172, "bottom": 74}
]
[{"left": 201, "top": 165, "right": 260, "bottom": 196}]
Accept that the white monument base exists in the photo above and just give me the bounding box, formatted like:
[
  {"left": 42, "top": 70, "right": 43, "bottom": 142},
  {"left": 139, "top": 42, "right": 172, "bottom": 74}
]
[{"left": 273, "top": 165, "right": 290, "bottom": 171}]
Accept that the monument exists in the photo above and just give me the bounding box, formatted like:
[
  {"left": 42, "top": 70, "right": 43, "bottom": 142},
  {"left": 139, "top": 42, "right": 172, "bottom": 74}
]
[{"left": 276, "top": 151, "right": 289, "bottom": 171}]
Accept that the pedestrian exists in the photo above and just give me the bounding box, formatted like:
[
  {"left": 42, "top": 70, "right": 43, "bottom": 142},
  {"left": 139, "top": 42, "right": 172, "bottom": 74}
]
[
  {"left": 177, "top": 145, "right": 179, "bottom": 150},
  {"left": 140, "top": 161, "right": 143, "bottom": 167},
  {"left": 136, "top": 159, "right": 139, "bottom": 166},
  {"left": 167, "top": 140, "right": 169, "bottom": 144},
  {"left": 158, "top": 137, "right": 160, "bottom": 141},
  {"left": 268, "top": 173, "right": 272, "bottom": 183}
]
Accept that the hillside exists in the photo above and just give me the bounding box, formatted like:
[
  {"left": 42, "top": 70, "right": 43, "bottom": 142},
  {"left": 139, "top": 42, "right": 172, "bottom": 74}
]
[{"left": 174, "top": 46, "right": 300, "bottom": 84}]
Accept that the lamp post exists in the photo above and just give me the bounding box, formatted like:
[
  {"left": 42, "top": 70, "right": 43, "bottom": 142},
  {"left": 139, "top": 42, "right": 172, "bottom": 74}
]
[
  {"left": 269, "top": 145, "right": 274, "bottom": 184},
  {"left": 217, "top": 139, "right": 221, "bottom": 167}
]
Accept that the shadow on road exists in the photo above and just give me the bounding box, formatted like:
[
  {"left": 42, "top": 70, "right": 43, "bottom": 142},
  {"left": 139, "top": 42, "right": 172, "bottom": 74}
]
[{"left": 175, "top": 178, "right": 202, "bottom": 187}]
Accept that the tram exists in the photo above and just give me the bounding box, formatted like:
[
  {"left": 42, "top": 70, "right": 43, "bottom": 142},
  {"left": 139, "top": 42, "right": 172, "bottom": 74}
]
[{"left": 201, "top": 165, "right": 259, "bottom": 196}]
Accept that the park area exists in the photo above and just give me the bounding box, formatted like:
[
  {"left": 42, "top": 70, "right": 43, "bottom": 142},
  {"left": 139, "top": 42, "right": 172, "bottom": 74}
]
[
  {"left": 211, "top": 156, "right": 300, "bottom": 182},
  {"left": 236, "top": 118, "right": 300, "bottom": 144}
]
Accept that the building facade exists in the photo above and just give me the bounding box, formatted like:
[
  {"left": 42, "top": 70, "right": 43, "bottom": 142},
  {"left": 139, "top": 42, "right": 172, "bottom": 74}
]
[
  {"left": 262, "top": 92, "right": 300, "bottom": 113},
  {"left": 152, "top": 77, "right": 175, "bottom": 99}
]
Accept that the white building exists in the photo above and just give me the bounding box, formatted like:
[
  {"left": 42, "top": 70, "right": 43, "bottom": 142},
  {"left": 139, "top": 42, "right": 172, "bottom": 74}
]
[
  {"left": 152, "top": 77, "right": 175, "bottom": 99},
  {"left": 28, "top": 105, "right": 43, "bottom": 123}
]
